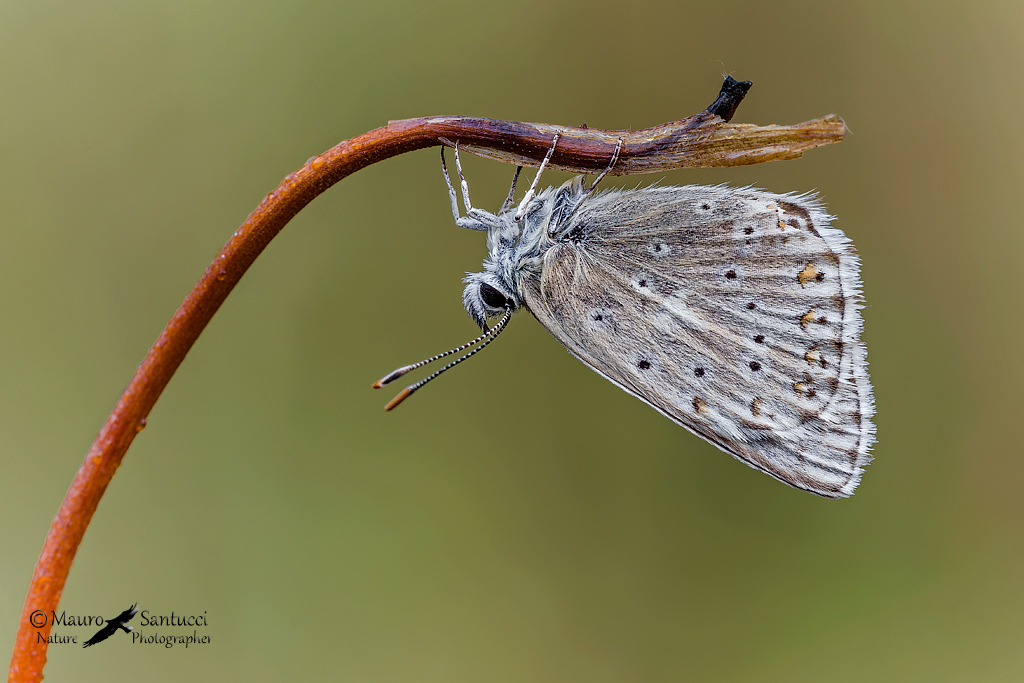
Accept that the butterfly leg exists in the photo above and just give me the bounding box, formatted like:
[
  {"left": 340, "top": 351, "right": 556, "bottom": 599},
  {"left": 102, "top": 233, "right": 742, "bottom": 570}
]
[
  {"left": 549, "top": 138, "right": 624, "bottom": 238},
  {"left": 499, "top": 165, "right": 523, "bottom": 214},
  {"left": 439, "top": 141, "right": 504, "bottom": 231},
  {"left": 514, "top": 133, "right": 561, "bottom": 221},
  {"left": 453, "top": 142, "right": 509, "bottom": 229},
  {"left": 582, "top": 137, "right": 623, "bottom": 196}
]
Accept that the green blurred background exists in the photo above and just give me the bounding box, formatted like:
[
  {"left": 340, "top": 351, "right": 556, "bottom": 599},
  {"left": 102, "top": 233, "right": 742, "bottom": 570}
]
[{"left": 2, "top": 0, "right": 1022, "bottom": 680}]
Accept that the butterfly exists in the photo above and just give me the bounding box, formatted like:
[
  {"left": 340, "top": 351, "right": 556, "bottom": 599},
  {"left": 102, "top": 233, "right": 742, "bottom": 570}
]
[{"left": 375, "top": 137, "right": 874, "bottom": 498}]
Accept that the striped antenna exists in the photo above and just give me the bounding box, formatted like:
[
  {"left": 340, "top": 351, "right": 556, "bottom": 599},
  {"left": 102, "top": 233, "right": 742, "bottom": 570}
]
[{"left": 374, "top": 307, "right": 513, "bottom": 411}]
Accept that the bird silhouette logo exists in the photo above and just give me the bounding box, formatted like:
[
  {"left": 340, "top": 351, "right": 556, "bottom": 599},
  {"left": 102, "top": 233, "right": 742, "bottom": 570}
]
[{"left": 83, "top": 603, "right": 139, "bottom": 648}]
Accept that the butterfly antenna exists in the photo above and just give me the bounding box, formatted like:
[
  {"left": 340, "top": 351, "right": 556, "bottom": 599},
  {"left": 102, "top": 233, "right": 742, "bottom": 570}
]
[{"left": 374, "top": 307, "right": 513, "bottom": 411}]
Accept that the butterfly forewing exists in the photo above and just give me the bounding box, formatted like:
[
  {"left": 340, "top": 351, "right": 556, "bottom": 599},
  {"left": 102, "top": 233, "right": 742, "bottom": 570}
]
[{"left": 517, "top": 185, "right": 874, "bottom": 497}]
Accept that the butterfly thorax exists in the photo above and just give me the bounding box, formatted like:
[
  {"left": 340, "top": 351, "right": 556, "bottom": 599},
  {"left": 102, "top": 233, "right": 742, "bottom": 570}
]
[{"left": 462, "top": 178, "right": 587, "bottom": 330}]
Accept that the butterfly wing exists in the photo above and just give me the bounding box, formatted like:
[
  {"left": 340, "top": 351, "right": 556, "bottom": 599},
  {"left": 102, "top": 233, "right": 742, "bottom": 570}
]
[{"left": 517, "top": 185, "right": 874, "bottom": 497}]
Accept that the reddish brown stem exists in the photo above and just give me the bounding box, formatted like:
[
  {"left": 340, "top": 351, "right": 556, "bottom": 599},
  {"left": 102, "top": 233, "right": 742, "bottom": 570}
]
[{"left": 8, "top": 78, "right": 844, "bottom": 682}]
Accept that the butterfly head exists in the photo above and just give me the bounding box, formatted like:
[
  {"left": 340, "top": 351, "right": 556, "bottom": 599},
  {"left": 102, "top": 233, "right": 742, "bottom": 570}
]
[{"left": 462, "top": 271, "right": 519, "bottom": 330}]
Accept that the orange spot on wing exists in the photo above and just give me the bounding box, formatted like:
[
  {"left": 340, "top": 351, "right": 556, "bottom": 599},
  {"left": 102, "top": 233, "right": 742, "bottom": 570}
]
[
  {"left": 805, "top": 347, "right": 824, "bottom": 367},
  {"left": 797, "top": 262, "right": 819, "bottom": 287},
  {"left": 800, "top": 308, "right": 816, "bottom": 329}
]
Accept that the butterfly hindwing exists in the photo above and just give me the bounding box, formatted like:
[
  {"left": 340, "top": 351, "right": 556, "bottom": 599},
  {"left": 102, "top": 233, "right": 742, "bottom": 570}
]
[{"left": 517, "top": 185, "right": 874, "bottom": 497}]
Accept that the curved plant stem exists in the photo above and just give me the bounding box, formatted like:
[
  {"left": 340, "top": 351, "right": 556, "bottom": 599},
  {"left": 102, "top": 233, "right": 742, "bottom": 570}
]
[{"left": 8, "top": 77, "right": 844, "bottom": 682}]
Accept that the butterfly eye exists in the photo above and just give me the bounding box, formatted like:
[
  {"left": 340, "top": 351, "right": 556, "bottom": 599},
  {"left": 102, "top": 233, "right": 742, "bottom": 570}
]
[{"left": 479, "top": 283, "right": 511, "bottom": 309}]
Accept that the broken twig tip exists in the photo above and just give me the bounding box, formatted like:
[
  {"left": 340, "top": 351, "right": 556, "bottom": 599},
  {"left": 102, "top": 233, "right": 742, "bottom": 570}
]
[{"left": 705, "top": 76, "right": 753, "bottom": 123}]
